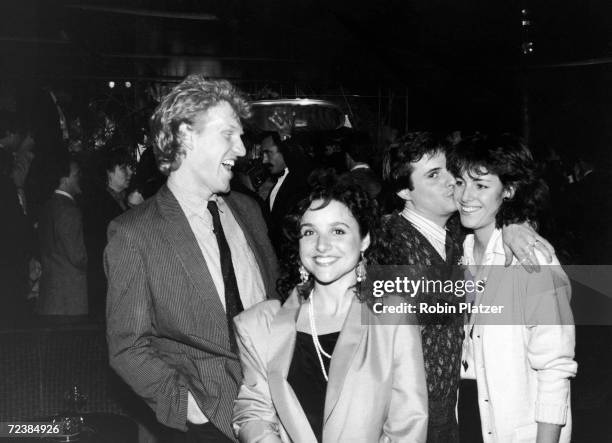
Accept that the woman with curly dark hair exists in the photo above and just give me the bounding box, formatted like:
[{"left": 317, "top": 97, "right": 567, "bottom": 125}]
[
  {"left": 448, "top": 134, "right": 577, "bottom": 443},
  {"left": 232, "top": 172, "right": 428, "bottom": 442}
]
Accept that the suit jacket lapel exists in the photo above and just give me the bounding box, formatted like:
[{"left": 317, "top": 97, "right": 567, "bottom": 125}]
[
  {"left": 323, "top": 296, "right": 366, "bottom": 425},
  {"left": 223, "top": 193, "right": 273, "bottom": 296},
  {"left": 271, "top": 173, "right": 294, "bottom": 216},
  {"left": 267, "top": 293, "right": 317, "bottom": 443},
  {"left": 156, "top": 186, "right": 230, "bottom": 346}
]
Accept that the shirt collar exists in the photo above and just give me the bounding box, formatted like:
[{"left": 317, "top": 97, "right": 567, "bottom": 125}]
[
  {"left": 272, "top": 167, "right": 289, "bottom": 188},
  {"left": 168, "top": 180, "right": 225, "bottom": 220},
  {"left": 350, "top": 163, "right": 370, "bottom": 171},
  {"left": 54, "top": 189, "right": 74, "bottom": 201},
  {"left": 463, "top": 228, "right": 504, "bottom": 265},
  {"left": 401, "top": 207, "right": 447, "bottom": 241}
]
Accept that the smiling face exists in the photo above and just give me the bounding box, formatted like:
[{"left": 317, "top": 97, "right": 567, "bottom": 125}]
[
  {"left": 454, "top": 168, "right": 512, "bottom": 241},
  {"left": 299, "top": 199, "right": 370, "bottom": 288},
  {"left": 397, "top": 151, "right": 457, "bottom": 227},
  {"left": 180, "top": 101, "right": 246, "bottom": 199}
]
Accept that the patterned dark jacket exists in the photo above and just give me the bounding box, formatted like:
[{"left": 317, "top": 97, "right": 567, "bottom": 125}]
[{"left": 380, "top": 211, "right": 465, "bottom": 443}]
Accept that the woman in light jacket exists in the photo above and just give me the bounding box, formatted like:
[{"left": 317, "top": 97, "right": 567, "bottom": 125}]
[
  {"left": 448, "top": 134, "right": 577, "bottom": 443},
  {"left": 232, "top": 173, "right": 428, "bottom": 443}
]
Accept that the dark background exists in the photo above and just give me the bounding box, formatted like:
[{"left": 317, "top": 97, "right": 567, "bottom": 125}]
[
  {"left": 1, "top": 1, "right": 611, "bottom": 441},
  {"left": 2, "top": 0, "right": 612, "bottom": 160}
]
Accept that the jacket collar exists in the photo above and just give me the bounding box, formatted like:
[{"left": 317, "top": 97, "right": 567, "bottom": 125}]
[
  {"left": 223, "top": 193, "right": 274, "bottom": 297},
  {"left": 267, "top": 292, "right": 315, "bottom": 443},
  {"left": 324, "top": 294, "right": 365, "bottom": 424},
  {"left": 394, "top": 212, "right": 450, "bottom": 266},
  {"left": 463, "top": 229, "right": 506, "bottom": 327},
  {"left": 266, "top": 291, "right": 366, "bottom": 442},
  {"left": 155, "top": 185, "right": 232, "bottom": 352}
]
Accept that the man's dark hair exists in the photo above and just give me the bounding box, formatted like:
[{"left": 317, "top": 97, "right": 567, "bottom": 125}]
[
  {"left": 260, "top": 132, "right": 310, "bottom": 171},
  {"left": 447, "top": 133, "right": 549, "bottom": 228},
  {"left": 343, "top": 131, "right": 374, "bottom": 164},
  {"left": 150, "top": 75, "right": 250, "bottom": 174},
  {"left": 386, "top": 132, "right": 449, "bottom": 192},
  {"left": 260, "top": 131, "right": 285, "bottom": 158},
  {"left": 104, "top": 147, "right": 134, "bottom": 173},
  {"left": 50, "top": 153, "right": 79, "bottom": 189}
]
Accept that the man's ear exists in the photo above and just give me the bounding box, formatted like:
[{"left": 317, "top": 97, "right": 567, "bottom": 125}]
[
  {"left": 178, "top": 122, "right": 194, "bottom": 151},
  {"left": 396, "top": 188, "right": 412, "bottom": 201},
  {"left": 503, "top": 185, "right": 516, "bottom": 200}
]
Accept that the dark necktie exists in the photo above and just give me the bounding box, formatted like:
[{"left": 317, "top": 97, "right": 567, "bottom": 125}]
[{"left": 207, "top": 200, "right": 244, "bottom": 352}]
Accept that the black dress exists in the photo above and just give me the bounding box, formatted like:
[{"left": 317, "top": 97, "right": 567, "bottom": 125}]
[{"left": 287, "top": 331, "right": 340, "bottom": 442}]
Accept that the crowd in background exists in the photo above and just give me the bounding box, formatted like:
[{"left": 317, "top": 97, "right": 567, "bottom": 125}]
[
  {"left": 0, "top": 76, "right": 611, "bottom": 443},
  {"left": 0, "top": 101, "right": 608, "bottom": 329}
]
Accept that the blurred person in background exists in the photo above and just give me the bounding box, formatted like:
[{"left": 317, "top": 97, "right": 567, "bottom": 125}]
[
  {"left": 82, "top": 148, "right": 134, "bottom": 321},
  {"left": 0, "top": 112, "right": 34, "bottom": 326},
  {"left": 37, "top": 155, "right": 88, "bottom": 321},
  {"left": 262, "top": 131, "right": 311, "bottom": 252},
  {"left": 343, "top": 130, "right": 382, "bottom": 199},
  {"left": 130, "top": 144, "right": 167, "bottom": 201}
]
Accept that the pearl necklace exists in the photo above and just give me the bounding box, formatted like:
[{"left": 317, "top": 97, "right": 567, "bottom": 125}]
[{"left": 308, "top": 291, "right": 332, "bottom": 382}]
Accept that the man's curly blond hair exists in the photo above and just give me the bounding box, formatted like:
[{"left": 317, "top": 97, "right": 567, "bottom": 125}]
[{"left": 150, "top": 75, "right": 251, "bottom": 174}]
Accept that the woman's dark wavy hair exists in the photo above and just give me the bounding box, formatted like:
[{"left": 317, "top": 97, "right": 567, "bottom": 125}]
[
  {"left": 276, "top": 170, "right": 387, "bottom": 302},
  {"left": 150, "top": 75, "right": 250, "bottom": 174},
  {"left": 447, "top": 133, "right": 549, "bottom": 228}
]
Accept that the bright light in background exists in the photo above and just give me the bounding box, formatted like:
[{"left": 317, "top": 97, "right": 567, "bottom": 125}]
[
  {"left": 108, "top": 81, "right": 115, "bottom": 88},
  {"left": 125, "top": 81, "right": 131, "bottom": 88}
]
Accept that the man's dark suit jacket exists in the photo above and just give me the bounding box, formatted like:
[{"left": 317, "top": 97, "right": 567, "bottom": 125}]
[
  {"left": 268, "top": 171, "right": 309, "bottom": 251},
  {"left": 83, "top": 186, "right": 125, "bottom": 319},
  {"left": 105, "top": 185, "right": 279, "bottom": 440},
  {"left": 38, "top": 192, "right": 88, "bottom": 315}
]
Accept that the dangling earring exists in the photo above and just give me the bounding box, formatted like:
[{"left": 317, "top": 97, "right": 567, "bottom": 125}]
[
  {"left": 355, "top": 251, "right": 367, "bottom": 283},
  {"left": 299, "top": 264, "right": 310, "bottom": 284}
]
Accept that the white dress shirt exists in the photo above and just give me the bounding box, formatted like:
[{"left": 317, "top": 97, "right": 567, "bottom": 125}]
[
  {"left": 54, "top": 189, "right": 74, "bottom": 201},
  {"left": 401, "top": 207, "right": 447, "bottom": 260},
  {"left": 350, "top": 163, "right": 370, "bottom": 171},
  {"left": 269, "top": 167, "right": 289, "bottom": 210},
  {"left": 168, "top": 182, "right": 266, "bottom": 311}
]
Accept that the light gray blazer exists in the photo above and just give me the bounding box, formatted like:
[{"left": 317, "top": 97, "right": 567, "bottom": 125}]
[{"left": 233, "top": 292, "right": 429, "bottom": 443}]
